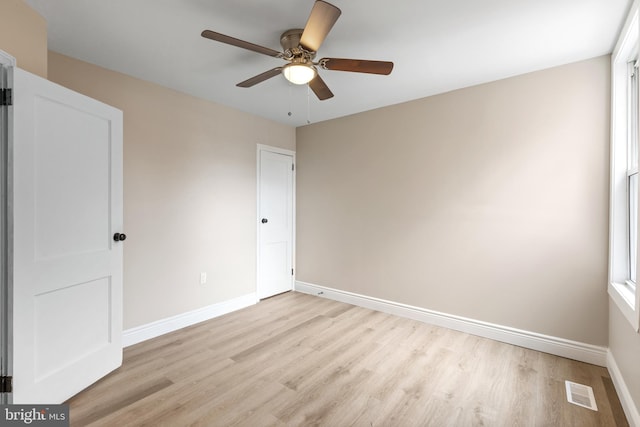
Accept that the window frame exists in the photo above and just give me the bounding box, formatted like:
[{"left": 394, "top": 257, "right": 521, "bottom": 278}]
[{"left": 609, "top": 0, "right": 640, "bottom": 332}]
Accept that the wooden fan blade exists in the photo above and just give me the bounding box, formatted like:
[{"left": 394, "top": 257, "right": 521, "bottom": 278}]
[
  {"left": 201, "top": 30, "right": 281, "bottom": 58},
  {"left": 320, "top": 58, "right": 394, "bottom": 75},
  {"left": 308, "top": 74, "right": 334, "bottom": 100},
  {"left": 237, "top": 67, "right": 283, "bottom": 88},
  {"left": 300, "top": 1, "right": 341, "bottom": 52}
]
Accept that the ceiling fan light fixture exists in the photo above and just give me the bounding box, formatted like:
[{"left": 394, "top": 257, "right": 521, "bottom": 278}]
[{"left": 282, "top": 63, "right": 317, "bottom": 85}]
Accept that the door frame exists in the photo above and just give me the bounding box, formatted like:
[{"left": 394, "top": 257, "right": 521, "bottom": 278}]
[
  {"left": 256, "top": 144, "right": 296, "bottom": 299},
  {"left": 0, "top": 50, "right": 15, "bottom": 404}
]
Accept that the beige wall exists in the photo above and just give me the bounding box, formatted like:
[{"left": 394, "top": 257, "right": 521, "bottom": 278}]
[
  {"left": 48, "top": 52, "right": 295, "bottom": 329},
  {"left": 609, "top": 301, "right": 640, "bottom": 416},
  {"left": 296, "top": 56, "right": 610, "bottom": 346},
  {"left": 0, "top": 0, "right": 47, "bottom": 77}
]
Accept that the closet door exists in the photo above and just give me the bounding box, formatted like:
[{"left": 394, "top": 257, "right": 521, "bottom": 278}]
[{"left": 258, "top": 147, "right": 294, "bottom": 299}]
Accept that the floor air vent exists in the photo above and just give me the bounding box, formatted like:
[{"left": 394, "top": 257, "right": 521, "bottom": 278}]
[{"left": 565, "top": 380, "right": 598, "bottom": 411}]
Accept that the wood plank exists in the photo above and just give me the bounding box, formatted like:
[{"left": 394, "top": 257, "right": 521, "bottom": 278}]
[{"left": 65, "top": 292, "right": 629, "bottom": 426}]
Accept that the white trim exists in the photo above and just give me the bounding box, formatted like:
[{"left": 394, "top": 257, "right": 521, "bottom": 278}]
[
  {"left": 295, "top": 281, "right": 608, "bottom": 367},
  {"left": 256, "top": 144, "right": 295, "bottom": 157},
  {"left": 256, "top": 144, "right": 296, "bottom": 299},
  {"left": 0, "top": 49, "right": 12, "bottom": 406},
  {"left": 0, "top": 50, "right": 16, "bottom": 67},
  {"left": 610, "top": 0, "right": 640, "bottom": 331},
  {"left": 122, "top": 293, "right": 257, "bottom": 347},
  {"left": 608, "top": 350, "right": 640, "bottom": 427},
  {"left": 610, "top": 281, "right": 639, "bottom": 330}
]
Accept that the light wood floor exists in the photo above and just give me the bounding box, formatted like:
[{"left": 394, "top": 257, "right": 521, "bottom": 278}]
[{"left": 67, "top": 292, "right": 628, "bottom": 426}]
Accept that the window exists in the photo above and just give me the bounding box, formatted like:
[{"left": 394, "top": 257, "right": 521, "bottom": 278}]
[
  {"left": 609, "top": 0, "right": 640, "bottom": 331},
  {"left": 628, "top": 57, "right": 638, "bottom": 284},
  {"left": 630, "top": 171, "right": 637, "bottom": 282}
]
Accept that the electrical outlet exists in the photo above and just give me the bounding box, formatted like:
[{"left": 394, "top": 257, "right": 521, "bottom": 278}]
[{"left": 200, "top": 272, "right": 207, "bottom": 285}]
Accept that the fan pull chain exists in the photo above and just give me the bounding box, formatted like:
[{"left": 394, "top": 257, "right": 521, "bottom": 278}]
[
  {"left": 306, "top": 84, "right": 311, "bottom": 124},
  {"left": 287, "top": 84, "right": 293, "bottom": 117}
]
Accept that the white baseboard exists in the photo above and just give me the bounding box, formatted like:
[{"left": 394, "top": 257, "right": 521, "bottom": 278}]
[
  {"left": 608, "top": 351, "right": 640, "bottom": 427},
  {"left": 295, "top": 281, "right": 608, "bottom": 367},
  {"left": 123, "top": 293, "right": 257, "bottom": 347}
]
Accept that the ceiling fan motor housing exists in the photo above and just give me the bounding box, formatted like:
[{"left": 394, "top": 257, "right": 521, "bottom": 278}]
[
  {"left": 280, "top": 29, "right": 303, "bottom": 50},
  {"left": 280, "top": 29, "right": 315, "bottom": 61}
]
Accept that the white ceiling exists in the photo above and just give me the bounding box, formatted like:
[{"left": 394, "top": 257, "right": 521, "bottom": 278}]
[{"left": 26, "top": 0, "right": 631, "bottom": 127}]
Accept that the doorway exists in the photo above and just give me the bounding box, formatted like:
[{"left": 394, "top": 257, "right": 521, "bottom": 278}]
[{"left": 257, "top": 145, "right": 295, "bottom": 299}]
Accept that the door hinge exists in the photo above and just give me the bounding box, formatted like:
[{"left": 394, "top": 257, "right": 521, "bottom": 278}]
[
  {"left": 0, "top": 376, "right": 12, "bottom": 393},
  {"left": 291, "top": 268, "right": 294, "bottom": 276},
  {"left": 0, "top": 88, "right": 12, "bottom": 106},
  {"left": 292, "top": 164, "right": 295, "bottom": 171}
]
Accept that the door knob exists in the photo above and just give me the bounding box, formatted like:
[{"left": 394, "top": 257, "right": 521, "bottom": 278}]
[
  {"left": 113, "top": 233, "right": 127, "bottom": 242},
  {"left": 261, "top": 218, "right": 268, "bottom": 224}
]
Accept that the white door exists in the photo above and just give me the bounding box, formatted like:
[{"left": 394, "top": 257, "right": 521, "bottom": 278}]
[
  {"left": 12, "top": 68, "right": 123, "bottom": 403},
  {"left": 258, "top": 147, "right": 294, "bottom": 299}
]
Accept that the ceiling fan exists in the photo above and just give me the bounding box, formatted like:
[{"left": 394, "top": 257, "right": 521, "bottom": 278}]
[{"left": 201, "top": 0, "right": 394, "bottom": 100}]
